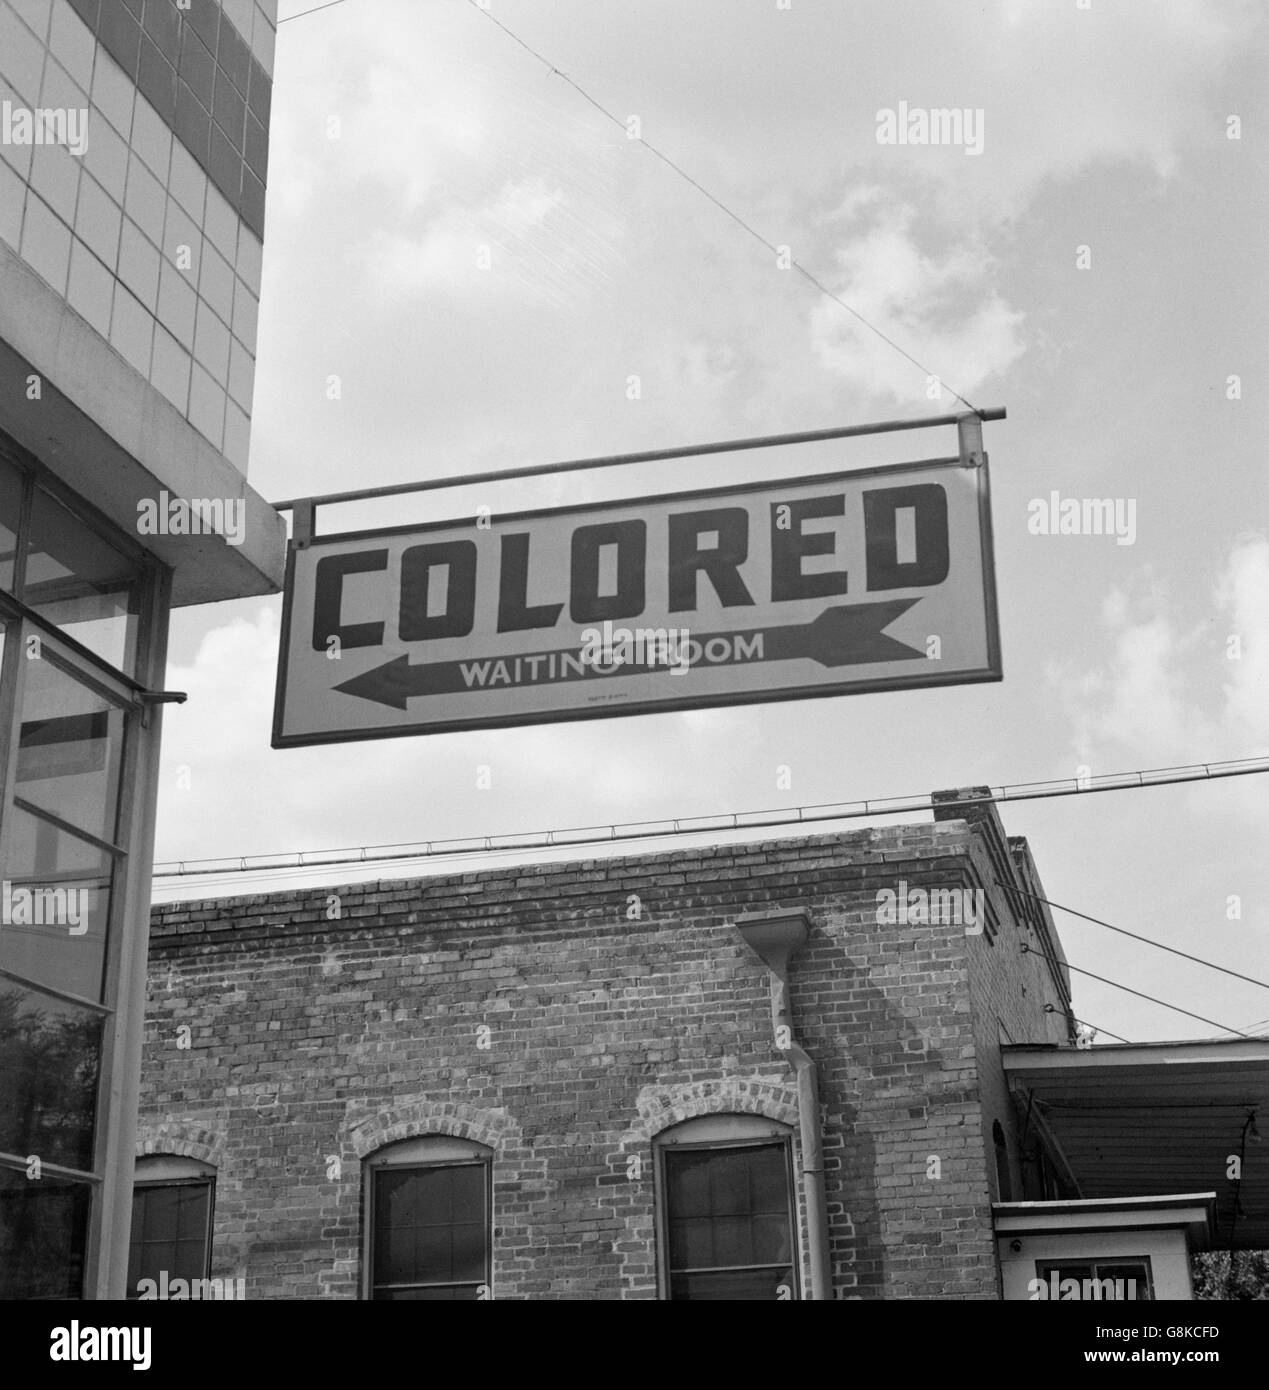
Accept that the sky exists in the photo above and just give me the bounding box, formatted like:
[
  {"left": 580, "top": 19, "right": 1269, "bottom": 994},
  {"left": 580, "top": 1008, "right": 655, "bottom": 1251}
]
[{"left": 152, "top": 0, "right": 1269, "bottom": 1047}]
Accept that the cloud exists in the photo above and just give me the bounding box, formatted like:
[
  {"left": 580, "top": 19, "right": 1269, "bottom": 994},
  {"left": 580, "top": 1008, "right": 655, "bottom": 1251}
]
[
  {"left": 808, "top": 196, "right": 1025, "bottom": 403},
  {"left": 1217, "top": 537, "right": 1269, "bottom": 738},
  {"left": 1053, "top": 538, "right": 1269, "bottom": 773}
]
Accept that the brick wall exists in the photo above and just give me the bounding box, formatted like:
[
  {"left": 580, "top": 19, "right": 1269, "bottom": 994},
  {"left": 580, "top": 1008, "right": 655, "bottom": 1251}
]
[{"left": 138, "top": 808, "right": 1073, "bottom": 1299}]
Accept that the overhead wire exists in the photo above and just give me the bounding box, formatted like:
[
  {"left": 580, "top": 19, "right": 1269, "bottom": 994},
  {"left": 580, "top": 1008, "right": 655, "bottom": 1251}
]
[
  {"left": 151, "top": 755, "right": 1269, "bottom": 881},
  {"left": 459, "top": 0, "right": 984, "bottom": 412},
  {"left": 1021, "top": 941, "right": 1253, "bottom": 1040},
  {"left": 278, "top": 0, "right": 352, "bottom": 22},
  {"left": 1000, "top": 882, "right": 1269, "bottom": 994}
]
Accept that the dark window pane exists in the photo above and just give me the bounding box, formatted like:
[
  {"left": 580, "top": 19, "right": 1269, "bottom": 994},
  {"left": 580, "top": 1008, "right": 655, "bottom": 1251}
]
[
  {"left": 670, "top": 1215, "right": 712, "bottom": 1270},
  {"left": 449, "top": 1164, "right": 483, "bottom": 1223},
  {"left": 712, "top": 1214, "right": 752, "bottom": 1267},
  {"left": 0, "top": 1166, "right": 90, "bottom": 1298},
  {"left": 24, "top": 489, "right": 143, "bottom": 675},
  {"left": 664, "top": 1143, "right": 795, "bottom": 1298},
  {"left": 751, "top": 1150, "right": 790, "bottom": 1212},
  {"left": 127, "top": 1182, "right": 211, "bottom": 1296},
  {"left": 0, "top": 459, "right": 23, "bottom": 593},
  {"left": 710, "top": 1150, "right": 750, "bottom": 1216},
  {"left": 15, "top": 654, "right": 127, "bottom": 841},
  {"left": 671, "top": 1266, "right": 795, "bottom": 1301},
  {"left": 668, "top": 1151, "right": 710, "bottom": 1217},
  {"left": 371, "top": 1162, "right": 487, "bottom": 1297},
  {"left": 752, "top": 1212, "right": 793, "bottom": 1264},
  {"left": 415, "top": 1218, "right": 450, "bottom": 1284},
  {"left": 0, "top": 806, "right": 115, "bottom": 1002},
  {"left": 0, "top": 978, "right": 103, "bottom": 1171},
  {"left": 144, "top": 1185, "right": 181, "bottom": 1242},
  {"left": 450, "top": 1222, "right": 486, "bottom": 1285}
]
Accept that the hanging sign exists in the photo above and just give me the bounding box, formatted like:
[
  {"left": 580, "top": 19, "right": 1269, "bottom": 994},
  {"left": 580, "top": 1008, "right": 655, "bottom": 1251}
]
[{"left": 272, "top": 451, "right": 1000, "bottom": 747}]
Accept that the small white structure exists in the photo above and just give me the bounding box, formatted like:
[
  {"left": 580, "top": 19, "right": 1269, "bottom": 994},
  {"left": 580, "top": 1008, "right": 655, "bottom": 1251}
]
[{"left": 995, "top": 1194, "right": 1215, "bottom": 1300}]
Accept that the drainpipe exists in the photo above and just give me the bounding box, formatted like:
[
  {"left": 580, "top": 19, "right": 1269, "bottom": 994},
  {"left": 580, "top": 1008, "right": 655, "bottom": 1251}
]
[{"left": 734, "top": 910, "right": 832, "bottom": 1300}]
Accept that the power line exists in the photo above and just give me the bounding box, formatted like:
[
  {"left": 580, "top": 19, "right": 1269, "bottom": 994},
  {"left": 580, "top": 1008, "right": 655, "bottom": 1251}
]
[
  {"left": 1001, "top": 882, "right": 1269, "bottom": 994},
  {"left": 278, "top": 0, "right": 352, "bottom": 22},
  {"left": 151, "top": 755, "right": 1269, "bottom": 881},
  {"left": 462, "top": 0, "right": 984, "bottom": 413},
  {"left": 1022, "top": 942, "right": 1253, "bottom": 1040}
]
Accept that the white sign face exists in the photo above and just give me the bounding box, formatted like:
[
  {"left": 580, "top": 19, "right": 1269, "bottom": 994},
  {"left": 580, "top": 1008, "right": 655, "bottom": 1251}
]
[{"left": 272, "top": 456, "right": 1000, "bottom": 746}]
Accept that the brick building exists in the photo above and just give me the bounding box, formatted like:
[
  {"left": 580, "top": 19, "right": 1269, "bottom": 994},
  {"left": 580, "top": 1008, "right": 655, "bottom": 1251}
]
[{"left": 134, "top": 789, "right": 1110, "bottom": 1299}]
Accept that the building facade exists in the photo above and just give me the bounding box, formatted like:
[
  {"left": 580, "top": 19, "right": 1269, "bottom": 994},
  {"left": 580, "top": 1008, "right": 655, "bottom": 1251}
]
[
  {"left": 134, "top": 792, "right": 1095, "bottom": 1299},
  {"left": 0, "top": 0, "right": 287, "bottom": 1298}
]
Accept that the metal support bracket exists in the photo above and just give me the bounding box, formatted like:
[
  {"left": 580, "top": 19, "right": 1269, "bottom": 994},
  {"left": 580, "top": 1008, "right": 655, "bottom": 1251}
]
[
  {"left": 958, "top": 412, "right": 986, "bottom": 468},
  {"left": 136, "top": 689, "right": 188, "bottom": 729},
  {"left": 292, "top": 499, "right": 317, "bottom": 550}
]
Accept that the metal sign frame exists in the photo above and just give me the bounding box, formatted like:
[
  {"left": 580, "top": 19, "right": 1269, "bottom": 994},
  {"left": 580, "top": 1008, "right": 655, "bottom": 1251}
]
[{"left": 271, "top": 414, "right": 1001, "bottom": 748}]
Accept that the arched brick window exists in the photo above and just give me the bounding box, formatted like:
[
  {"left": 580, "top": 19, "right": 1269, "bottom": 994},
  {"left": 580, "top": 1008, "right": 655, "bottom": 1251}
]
[
  {"left": 127, "top": 1155, "right": 215, "bottom": 1299},
  {"left": 654, "top": 1113, "right": 799, "bottom": 1300},
  {"left": 363, "top": 1136, "right": 492, "bottom": 1300}
]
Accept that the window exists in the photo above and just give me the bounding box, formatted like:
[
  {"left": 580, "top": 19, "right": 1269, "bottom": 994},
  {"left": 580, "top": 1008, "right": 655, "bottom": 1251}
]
[
  {"left": 0, "top": 453, "right": 152, "bottom": 679},
  {"left": 364, "top": 1137, "right": 492, "bottom": 1300},
  {"left": 0, "top": 440, "right": 165, "bottom": 1299},
  {"left": 656, "top": 1114, "right": 799, "bottom": 1300},
  {"left": 0, "top": 1165, "right": 92, "bottom": 1300},
  {"left": 127, "top": 1157, "right": 215, "bottom": 1298},
  {"left": 1035, "top": 1257, "right": 1154, "bottom": 1301}
]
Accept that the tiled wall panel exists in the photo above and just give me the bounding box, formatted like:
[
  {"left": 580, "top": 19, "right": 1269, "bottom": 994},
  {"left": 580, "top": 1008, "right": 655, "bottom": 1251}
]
[{"left": 0, "top": 0, "right": 274, "bottom": 470}]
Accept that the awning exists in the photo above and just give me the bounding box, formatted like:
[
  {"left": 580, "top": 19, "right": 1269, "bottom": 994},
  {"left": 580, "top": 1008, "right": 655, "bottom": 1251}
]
[{"left": 1003, "top": 1039, "right": 1269, "bottom": 1250}]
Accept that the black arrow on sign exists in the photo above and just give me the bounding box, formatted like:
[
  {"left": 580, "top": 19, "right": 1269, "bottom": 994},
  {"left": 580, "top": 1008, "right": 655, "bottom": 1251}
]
[{"left": 333, "top": 599, "right": 923, "bottom": 710}]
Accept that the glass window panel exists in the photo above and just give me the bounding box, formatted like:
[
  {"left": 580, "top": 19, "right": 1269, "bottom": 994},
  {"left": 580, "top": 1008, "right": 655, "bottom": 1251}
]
[
  {"left": 750, "top": 1150, "right": 790, "bottom": 1213},
  {"left": 378, "top": 1167, "right": 416, "bottom": 1231},
  {"left": 0, "top": 459, "right": 22, "bottom": 593},
  {"left": 449, "top": 1164, "right": 483, "bottom": 1223},
  {"left": 1097, "top": 1261, "right": 1151, "bottom": 1292},
  {"left": 710, "top": 1150, "right": 751, "bottom": 1216},
  {"left": 23, "top": 488, "right": 143, "bottom": 675},
  {"left": 127, "top": 1183, "right": 210, "bottom": 1296},
  {"left": 0, "top": 977, "right": 103, "bottom": 1172},
  {"left": 670, "top": 1266, "right": 795, "bottom": 1301},
  {"left": 415, "top": 1218, "right": 451, "bottom": 1284},
  {"left": 670, "top": 1216, "right": 714, "bottom": 1270},
  {"left": 752, "top": 1212, "right": 793, "bottom": 1264},
  {"left": 665, "top": 1143, "right": 795, "bottom": 1296},
  {"left": 450, "top": 1221, "right": 486, "bottom": 1285},
  {"left": 666, "top": 1150, "right": 711, "bottom": 1217},
  {"left": 385, "top": 1222, "right": 414, "bottom": 1284},
  {"left": 0, "top": 806, "right": 114, "bottom": 1002},
  {"left": 144, "top": 1185, "right": 182, "bottom": 1243},
  {"left": 15, "top": 657, "right": 126, "bottom": 843},
  {"left": 372, "top": 1162, "right": 489, "bottom": 1297},
  {"left": 712, "top": 1214, "right": 753, "bottom": 1267},
  {"left": 0, "top": 1166, "right": 91, "bottom": 1299}
]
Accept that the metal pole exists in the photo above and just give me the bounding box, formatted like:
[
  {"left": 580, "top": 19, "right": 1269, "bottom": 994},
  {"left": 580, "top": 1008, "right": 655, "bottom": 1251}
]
[{"left": 271, "top": 408, "right": 1007, "bottom": 513}]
